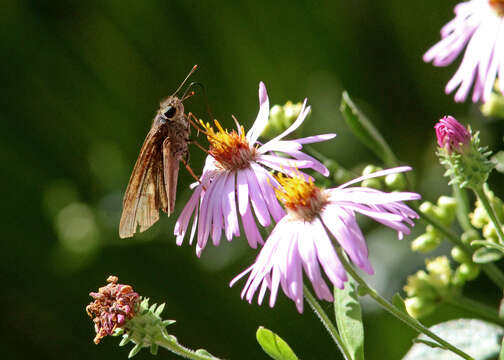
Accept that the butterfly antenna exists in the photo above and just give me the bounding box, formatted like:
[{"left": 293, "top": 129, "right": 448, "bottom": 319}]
[
  {"left": 181, "top": 81, "right": 214, "bottom": 121},
  {"left": 172, "top": 64, "right": 198, "bottom": 97}
]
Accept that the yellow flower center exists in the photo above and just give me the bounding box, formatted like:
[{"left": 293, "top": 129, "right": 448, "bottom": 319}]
[
  {"left": 201, "top": 120, "right": 256, "bottom": 170},
  {"left": 490, "top": 0, "right": 504, "bottom": 16},
  {"left": 274, "top": 173, "right": 329, "bottom": 222}
]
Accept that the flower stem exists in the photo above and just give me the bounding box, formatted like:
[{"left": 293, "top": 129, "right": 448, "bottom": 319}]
[
  {"left": 335, "top": 248, "right": 474, "bottom": 360},
  {"left": 446, "top": 295, "right": 504, "bottom": 326},
  {"left": 411, "top": 203, "right": 504, "bottom": 289},
  {"left": 303, "top": 285, "right": 352, "bottom": 360},
  {"left": 155, "top": 334, "right": 222, "bottom": 360},
  {"left": 473, "top": 186, "right": 504, "bottom": 245},
  {"left": 452, "top": 185, "right": 473, "bottom": 232}
]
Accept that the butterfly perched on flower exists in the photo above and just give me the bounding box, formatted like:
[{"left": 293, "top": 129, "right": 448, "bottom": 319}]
[{"left": 119, "top": 66, "right": 198, "bottom": 238}]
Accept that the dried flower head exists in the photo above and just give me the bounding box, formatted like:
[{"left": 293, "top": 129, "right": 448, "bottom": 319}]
[{"left": 86, "top": 276, "right": 140, "bottom": 344}]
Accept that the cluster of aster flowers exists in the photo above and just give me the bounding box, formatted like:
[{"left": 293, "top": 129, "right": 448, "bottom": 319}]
[{"left": 171, "top": 82, "right": 421, "bottom": 312}]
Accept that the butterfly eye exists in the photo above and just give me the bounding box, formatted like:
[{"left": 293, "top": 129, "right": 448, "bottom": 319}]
[{"left": 163, "top": 106, "right": 177, "bottom": 119}]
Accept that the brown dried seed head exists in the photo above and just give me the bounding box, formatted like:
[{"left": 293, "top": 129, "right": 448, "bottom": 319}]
[{"left": 86, "top": 275, "right": 140, "bottom": 344}]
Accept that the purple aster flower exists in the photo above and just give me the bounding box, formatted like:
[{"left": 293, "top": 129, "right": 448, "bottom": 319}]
[
  {"left": 435, "top": 116, "right": 471, "bottom": 153},
  {"left": 424, "top": 0, "right": 504, "bottom": 102},
  {"left": 230, "top": 167, "right": 420, "bottom": 313},
  {"left": 174, "top": 82, "right": 335, "bottom": 256}
]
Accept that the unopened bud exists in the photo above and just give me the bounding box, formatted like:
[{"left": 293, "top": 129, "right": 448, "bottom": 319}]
[{"left": 411, "top": 233, "right": 441, "bottom": 253}]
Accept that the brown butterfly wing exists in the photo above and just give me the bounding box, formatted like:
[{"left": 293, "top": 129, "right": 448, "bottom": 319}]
[
  {"left": 162, "top": 137, "right": 180, "bottom": 216},
  {"left": 119, "top": 129, "right": 168, "bottom": 238}
]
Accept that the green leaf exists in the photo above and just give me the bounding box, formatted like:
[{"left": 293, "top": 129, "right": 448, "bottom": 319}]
[
  {"left": 195, "top": 349, "right": 213, "bottom": 356},
  {"left": 334, "top": 278, "right": 365, "bottom": 360},
  {"left": 340, "top": 92, "right": 397, "bottom": 166},
  {"left": 472, "top": 247, "right": 504, "bottom": 264},
  {"left": 403, "top": 319, "right": 504, "bottom": 360},
  {"left": 412, "top": 339, "right": 445, "bottom": 349},
  {"left": 391, "top": 293, "right": 408, "bottom": 314},
  {"left": 256, "top": 327, "right": 299, "bottom": 360}
]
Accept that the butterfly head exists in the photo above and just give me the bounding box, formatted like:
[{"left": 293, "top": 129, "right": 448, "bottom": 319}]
[{"left": 159, "top": 96, "right": 185, "bottom": 122}]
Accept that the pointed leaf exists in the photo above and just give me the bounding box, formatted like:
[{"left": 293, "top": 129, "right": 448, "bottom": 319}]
[
  {"left": 334, "top": 278, "right": 365, "bottom": 360},
  {"left": 256, "top": 327, "right": 299, "bottom": 360},
  {"left": 154, "top": 303, "right": 165, "bottom": 316},
  {"left": 392, "top": 293, "right": 408, "bottom": 314},
  {"left": 340, "top": 92, "right": 397, "bottom": 166},
  {"left": 128, "top": 344, "right": 143, "bottom": 358},
  {"left": 403, "top": 319, "right": 504, "bottom": 360},
  {"left": 473, "top": 247, "right": 503, "bottom": 264},
  {"left": 196, "top": 349, "right": 213, "bottom": 356}
]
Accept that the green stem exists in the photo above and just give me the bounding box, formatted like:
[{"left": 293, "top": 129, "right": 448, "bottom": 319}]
[
  {"left": 411, "top": 203, "right": 504, "bottom": 289},
  {"left": 156, "top": 334, "right": 222, "bottom": 360},
  {"left": 304, "top": 285, "right": 352, "bottom": 360},
  {"left": 474, "top": 186, "right": 504, "bottom": 245},
  {"left": 335, "top": 248, "right": 474, "bottom": 360},
  {"left": 446, "top": 295, "right": 504, "bottom": 326},
  {"left": 452, "top": 185, "right": 473, "bottom": 232}
]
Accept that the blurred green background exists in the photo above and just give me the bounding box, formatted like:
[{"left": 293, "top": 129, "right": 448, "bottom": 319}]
[{"left": 3, "top": 0, "right": 504, "bottom": 359}]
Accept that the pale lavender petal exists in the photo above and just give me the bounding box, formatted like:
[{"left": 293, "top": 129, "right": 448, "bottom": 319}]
[
  {"left": 292, "top": 133, "right": 337, "bottom": 145},
  {"left": 251, "top": 163, "right": 285, "bottom": 222},
  {"left": 311, "top": 218, "right": 347, "bottom": 287},
  {"left": 244, "top": 167, "right": 271, "bottom": 227},
  {"left": 237, "top": 170, "right": 250, "bottom": 216},
  {"left": 258, "top": 140, "right": 302, "bottom": 154},
  {"left": 246, "top": 82, "right": 270, "bottom": 145},
  {"left": 258, "top": 154, "right": 312, "bottom": 169},
  {"left": 321, "top": 205, "right": 374, "bottom": 275},
  {"left": 297, "top": 230, "right": 333, "bottom": 301},
  {"left": 222, "top": 172, "right": 240, "bottom": 240},
  {"left": 338, "top": 166, "right": 412, "bottom": 189},
  {"left": 175, "top": 186, "right": 203, "bottom": 245},
  {"left": 241, "top": 199, "right": 263, "bottom": 248},
  {"left": 267, "top": 100, "right": 309, "bottom": 143}
]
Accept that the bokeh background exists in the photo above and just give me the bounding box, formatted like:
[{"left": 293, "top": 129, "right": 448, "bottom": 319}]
[{"left": 3, "top": 0, "right": 504, "bottom": 359}]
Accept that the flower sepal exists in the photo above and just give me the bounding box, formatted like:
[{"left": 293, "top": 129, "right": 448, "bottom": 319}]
[
  {"left": 438, "top": 129, "right": 494, "bottom": 189},
  {"left": 116, "top": 298, "right": 175, "bottom": 357}
]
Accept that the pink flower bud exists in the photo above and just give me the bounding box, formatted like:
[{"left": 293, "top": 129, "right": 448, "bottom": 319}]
[{"left": 435, "top": 116, "right": 470, "bottom": 154}]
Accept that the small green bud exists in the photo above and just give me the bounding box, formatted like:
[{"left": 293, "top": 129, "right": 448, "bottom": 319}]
[
  {"left": 435, "top": 196, "right": 457, "bottom": 224},
  {"left": 405, "top": 297, "right": 437, "bottom": 319},
  {"left": 261, "top": 102, "right": 304, "bottom": 139},
  {"left": 361, "top": 178, "right": 383, "bottom": 190},
  {"left": 404, "top": 270, "right": 438, "bottom": 299},
  {"left": 419, "top": 201, "right": 436, "bottom": 218},
  {"left": 461, "top": 229, "right": 480, "bottom": 245},
  {"left": 426, "top": 256, "right": 452, "bottom": 287},
  {"left": 482, "top": 223, "right": 499, "bottom": 242},
  {"left": 470, "top": 206, "right": 489, "bottom": 228},
  {"left": 456, "top": 262, "right": 481, "bottom": 281},
  {"left": 411, "top": 233, "right": 441, "bottom": 253},
  {"left": 384, "top": 172, "right": 407, "bottom": 191},
  {"left": 480, "top": 90, "right": 504, "bottom": 119},
  {"left": 451, "top": 246, "right": 471, "bottom": 264},
  {"left": 362, "top": 165, "right": 383, "bottom": 176}
]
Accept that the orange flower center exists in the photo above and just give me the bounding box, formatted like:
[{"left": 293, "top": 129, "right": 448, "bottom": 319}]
[
  {"left": 274, "top": 173, "right": 329, "bottom": 222},
  {"left": 201, "top": 120, "right": 256, "bottom": 171},
  {"left": 490, "top": 0, "right": 504, "bottom": 16}
]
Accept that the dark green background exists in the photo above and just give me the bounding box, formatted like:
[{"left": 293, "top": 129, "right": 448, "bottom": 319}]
[{"left": 3, "top": 1, "right": 503, "bottom": 359}]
